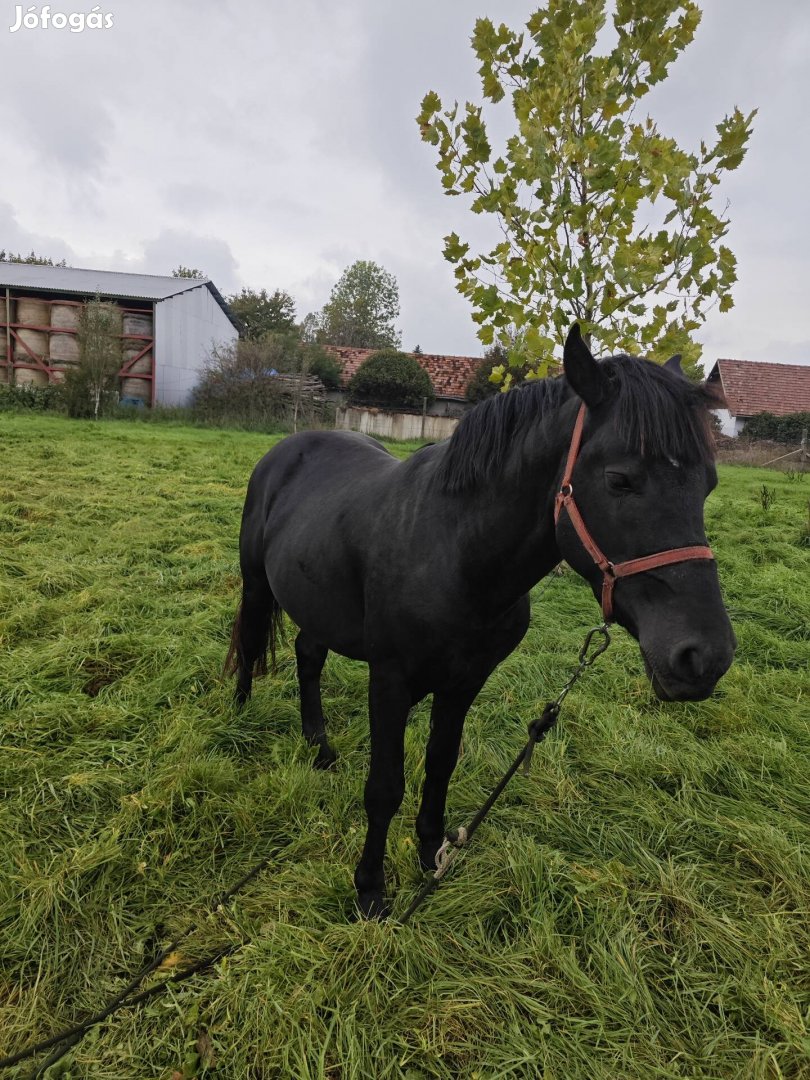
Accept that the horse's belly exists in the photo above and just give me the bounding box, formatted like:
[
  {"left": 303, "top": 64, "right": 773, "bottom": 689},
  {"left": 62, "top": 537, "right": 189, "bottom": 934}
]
[{"left": 267, "top": 556, "right": 368, "bottom": 661}]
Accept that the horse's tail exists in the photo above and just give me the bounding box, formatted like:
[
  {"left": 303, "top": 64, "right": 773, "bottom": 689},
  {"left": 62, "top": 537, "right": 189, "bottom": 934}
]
[{"left": 224, "top": 578, "right": 285, "bottom": 686}]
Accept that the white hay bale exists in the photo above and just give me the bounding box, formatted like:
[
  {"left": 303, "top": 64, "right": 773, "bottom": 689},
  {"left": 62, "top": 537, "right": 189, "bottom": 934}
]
[
  {"left": 50, "top": 303, "right": 81, "bottom": 330},
  {"left": 16, "top": 298, "right": 49, "bottom": 327},
  {"left": 122, "top": 312, "right": 153, "bottom": 338},
  {"left": 49, "top": 332, "right": 80, "bottom": 363}
]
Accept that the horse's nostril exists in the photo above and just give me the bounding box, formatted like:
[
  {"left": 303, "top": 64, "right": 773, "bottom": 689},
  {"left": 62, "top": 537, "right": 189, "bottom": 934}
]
[{"left": 670, "top": 641, "right": 706, "bottom": 681}]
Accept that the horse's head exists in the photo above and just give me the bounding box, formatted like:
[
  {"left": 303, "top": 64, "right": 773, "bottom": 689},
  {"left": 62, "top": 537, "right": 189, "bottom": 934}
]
[{"left": 555, "top": 325, "right": 735, "bottom": 701}]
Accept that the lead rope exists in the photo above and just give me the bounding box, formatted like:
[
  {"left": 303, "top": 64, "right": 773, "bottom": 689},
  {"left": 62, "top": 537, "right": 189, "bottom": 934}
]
[
  {"left": 399, "top": 621, "right": 611, "bottom": 924},
  {"left": 0, "top": 845, "right": 286, "bottom": 1076},
  {"left": 4, "top": 625, "right": 611, "bottom": 1072}
]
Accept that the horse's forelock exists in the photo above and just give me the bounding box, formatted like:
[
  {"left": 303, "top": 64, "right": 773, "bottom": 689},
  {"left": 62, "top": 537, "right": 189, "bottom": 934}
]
[{"left": 603, "top": 356, "right": 717, "bottom": 467}]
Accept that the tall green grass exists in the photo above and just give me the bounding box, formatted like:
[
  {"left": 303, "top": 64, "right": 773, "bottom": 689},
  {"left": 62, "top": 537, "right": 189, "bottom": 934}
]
[{"left": 0, "top": 415, "right": 808, "bottom": 1078}]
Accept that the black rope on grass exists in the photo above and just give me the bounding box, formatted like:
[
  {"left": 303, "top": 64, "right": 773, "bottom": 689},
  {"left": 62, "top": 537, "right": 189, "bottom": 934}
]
[
  {"left": 4, "top": 624, "right": 609, "bottom": 1074},
  {"left": 400, "top": 624, "right": 611, "bottom": 923},
  {"left": 0, "top": 846, "right": 285, "bottom": 1074},
  {"left": 399, "top": 703, "right": 560, "bottom": 924}
]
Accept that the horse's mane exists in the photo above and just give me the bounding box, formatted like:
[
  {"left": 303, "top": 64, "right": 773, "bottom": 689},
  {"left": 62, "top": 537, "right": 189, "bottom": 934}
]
[{"left": 438, "top": 355, "right": 718, "bottom": 493}]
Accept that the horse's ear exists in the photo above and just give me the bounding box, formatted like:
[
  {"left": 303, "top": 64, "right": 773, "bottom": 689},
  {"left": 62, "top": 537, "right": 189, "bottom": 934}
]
[
  {"left": 563, "top": 324, "right": 607, "bottom": 407},
  {"left": 664, "top": 354, "right": 684, "bottom": 377}
]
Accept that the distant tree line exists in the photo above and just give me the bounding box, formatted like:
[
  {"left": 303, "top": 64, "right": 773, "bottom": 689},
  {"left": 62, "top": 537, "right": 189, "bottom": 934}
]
[{"left": 0, "top": 250, "right": 67, "bottom": 266}]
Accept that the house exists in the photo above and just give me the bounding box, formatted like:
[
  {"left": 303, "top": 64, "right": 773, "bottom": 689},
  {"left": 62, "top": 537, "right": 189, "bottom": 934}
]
[
  {"left": 0, "top": 263, "right": 239, "bottom": 406},
  {"left": 706, "top": 358, "right": 810, "bottom": 436}
]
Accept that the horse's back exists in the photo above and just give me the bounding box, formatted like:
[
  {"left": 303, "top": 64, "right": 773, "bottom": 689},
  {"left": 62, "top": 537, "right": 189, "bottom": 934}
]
[
  {"left": 243, "top": 430, "right": 392, "bottom": 521},
  {"left": 239, "top": 430, "right": 399, "bottom": 658}
]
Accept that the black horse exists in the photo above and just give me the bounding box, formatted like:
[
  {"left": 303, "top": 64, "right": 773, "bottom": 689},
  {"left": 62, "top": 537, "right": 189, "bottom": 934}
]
[{"left": 226, "top": 325, "right": 735, "bottom": 918}]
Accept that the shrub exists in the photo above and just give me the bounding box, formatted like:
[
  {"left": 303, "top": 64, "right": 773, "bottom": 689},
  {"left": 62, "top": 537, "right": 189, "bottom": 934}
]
[
  {"left": 303, "top": 345, "right": 342, "bottom": 390},
  {"left": 276, "top": 338, "right": 342, "bottom": 389},
  {"left": 348, "top": 349, "right": 434, "bottom": 409},
  {"left": 191, "top": 340, "right": 288, "bottom": 429},
  {"left": 192, "top": 338, "right": 330, "bottom": 431},
  {"left": 465, "top": 355, "right": 501, "bottom": 403},
  {"left": 743, "top": 411, "right": 810, "bottom": 444},
  {"left": 62, "top": 365, "right": 119, "bottom": 419},
  {"left": 0, "top": 383, "right": 65, "bottom": 412}
]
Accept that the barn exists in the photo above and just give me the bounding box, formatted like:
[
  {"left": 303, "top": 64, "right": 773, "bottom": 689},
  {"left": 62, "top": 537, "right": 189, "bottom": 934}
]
[
  {"left": 706, "top": 358, "right": 810, "bottom": 436},
  {"left": 0, "top": 264, "right": 240, "bottom": 406}
]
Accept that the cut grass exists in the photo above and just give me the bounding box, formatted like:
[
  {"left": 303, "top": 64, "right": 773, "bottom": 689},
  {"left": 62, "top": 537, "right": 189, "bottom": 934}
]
[{"left": 0, "top": 415, "right": 808, "bottom": 1079}]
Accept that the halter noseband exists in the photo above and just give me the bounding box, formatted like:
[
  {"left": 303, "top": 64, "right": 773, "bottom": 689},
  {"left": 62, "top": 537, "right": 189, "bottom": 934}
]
[{"left": 554, "top": 402, "right": 715, "bottom": 623}]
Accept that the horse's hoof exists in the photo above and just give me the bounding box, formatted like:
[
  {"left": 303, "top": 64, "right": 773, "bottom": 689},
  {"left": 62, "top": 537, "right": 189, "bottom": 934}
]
[
  {"left": 355, "top": 892, "right": 390, "bottom": 921},
  {"left": 313, "top": 744, "right": 338, "bottom": 770}
]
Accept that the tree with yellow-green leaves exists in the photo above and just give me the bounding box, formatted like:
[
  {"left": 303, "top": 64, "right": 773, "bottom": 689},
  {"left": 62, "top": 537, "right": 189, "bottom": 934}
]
[{"left": 417, "top": 0, "right": 755, "bottom": 382}]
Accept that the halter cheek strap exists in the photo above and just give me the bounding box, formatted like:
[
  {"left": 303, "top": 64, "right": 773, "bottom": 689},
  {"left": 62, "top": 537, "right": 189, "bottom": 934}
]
[{"left": 554, "top": 402, "right": 715, "bottom": 623}]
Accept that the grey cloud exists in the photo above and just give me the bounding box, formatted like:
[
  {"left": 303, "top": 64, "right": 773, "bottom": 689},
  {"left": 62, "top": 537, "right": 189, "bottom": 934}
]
[
  {"left": 161, "top": 183, "right": 223, "bottom": 218},
  {"left": 0, "top": 202, "right": 76, "bottom": 263},
  {"left": 140, "top": 230, "right": 240, "bottom": 294},
  {"left": 0, "top": 0, "right": 807, "bottom": 364}
]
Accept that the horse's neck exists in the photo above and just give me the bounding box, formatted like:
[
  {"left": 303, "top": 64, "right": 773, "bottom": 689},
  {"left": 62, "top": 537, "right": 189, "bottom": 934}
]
[{"left": 450, "top": 398, "right": 576, "bottom": 608}]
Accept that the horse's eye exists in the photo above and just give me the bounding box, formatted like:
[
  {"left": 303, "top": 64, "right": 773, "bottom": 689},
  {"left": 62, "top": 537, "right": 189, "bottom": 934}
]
[{"left": 605, "top": 470, "right": 635, "bottom": 494}]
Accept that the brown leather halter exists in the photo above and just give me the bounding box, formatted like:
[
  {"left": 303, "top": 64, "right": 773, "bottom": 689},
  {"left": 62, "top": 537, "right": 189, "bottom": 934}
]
[{"left": 554, "top": 402, "right": 715, "bottom": 623}]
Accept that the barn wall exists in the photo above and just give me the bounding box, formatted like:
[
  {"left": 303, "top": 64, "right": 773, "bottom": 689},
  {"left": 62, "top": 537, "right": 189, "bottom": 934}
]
[
  {"left": 335, "top": 405, "right": 459, "bottom": 441},
  {"left": 154, "top": 286, "right": 237, "bottom": 406}
]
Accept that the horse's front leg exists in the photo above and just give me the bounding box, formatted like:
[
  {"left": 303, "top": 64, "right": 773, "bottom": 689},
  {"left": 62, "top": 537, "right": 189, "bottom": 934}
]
[
  {"left": 415, "top": 687, "right": 480, "bottom": 872},
  {"left": 415, "top": 606, "right": 530, "bottom": 870},
  {"left": 354, "top": 662, "right": 411, "bottom": 919}
]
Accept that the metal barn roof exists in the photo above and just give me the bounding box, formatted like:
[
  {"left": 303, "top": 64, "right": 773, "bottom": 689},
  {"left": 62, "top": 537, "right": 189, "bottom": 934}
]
[{"left": 0, "top": 263, "right": 240, "bottom": 331}]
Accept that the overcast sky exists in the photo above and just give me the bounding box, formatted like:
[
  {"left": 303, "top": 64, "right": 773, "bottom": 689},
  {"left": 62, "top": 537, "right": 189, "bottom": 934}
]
[{"left": 1, "top": 0, "right": 808, "bottom": 369}]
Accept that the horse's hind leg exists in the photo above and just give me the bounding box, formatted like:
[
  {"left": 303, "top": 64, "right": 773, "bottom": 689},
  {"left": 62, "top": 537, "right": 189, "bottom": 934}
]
[{"left": 295, "top": 630, "right": 336, "bottom": 769}]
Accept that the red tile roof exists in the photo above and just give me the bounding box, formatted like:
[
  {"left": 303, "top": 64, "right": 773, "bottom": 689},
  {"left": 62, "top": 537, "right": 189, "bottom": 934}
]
[
  {"left": 324, "top": 346, "right": 482, "bottom": 401},
  {"left": 707, "top": 359, "right": 810, "bottom": 418}
]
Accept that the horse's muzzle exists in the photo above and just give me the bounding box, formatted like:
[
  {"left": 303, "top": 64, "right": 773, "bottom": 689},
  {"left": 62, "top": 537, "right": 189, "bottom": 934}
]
[{"left": 641, "top": 634, "right": 736, "bottom": 701}]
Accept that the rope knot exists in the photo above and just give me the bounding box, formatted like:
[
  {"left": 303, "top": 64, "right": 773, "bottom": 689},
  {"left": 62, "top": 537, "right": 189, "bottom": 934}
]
[{"left": 522, "top": 703, "right": 560, "bottom": 774}]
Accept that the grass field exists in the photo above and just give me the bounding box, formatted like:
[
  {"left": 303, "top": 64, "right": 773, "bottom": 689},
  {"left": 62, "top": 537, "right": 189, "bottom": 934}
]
[{"left": 1, "top": 413, "right": 808, "bottom": 1079}]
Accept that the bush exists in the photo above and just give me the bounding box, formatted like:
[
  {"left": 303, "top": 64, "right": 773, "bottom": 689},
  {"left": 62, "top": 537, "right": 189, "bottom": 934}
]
[
  {"left": 348, "top": 349, "right": 434, "bottom": 409},
  {"left": 192, "top": 341, "right": 288, "bottom": 429},
  {"left": 743, "top": 412, "right": 810, "bottom": 444},
  {"left": 302, "top": 345, "right": 342, "bottom": 389},
  {"left": 275, "top": 338, "right": 342, "bottom": 389},
  {"left": 192, "top": 339, "right": 330, "bottom": 431},
  {"left": 465, "top": 356, "right": 501, "bottom": 403},
  {"left": 62, "top": 365, "right": 119, "bottom": 419},
  {"left": 0, "top": 383, "right": 65, "bottom": 412}
]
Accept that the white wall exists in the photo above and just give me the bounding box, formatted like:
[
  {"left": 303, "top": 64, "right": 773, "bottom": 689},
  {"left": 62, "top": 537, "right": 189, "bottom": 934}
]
[
  {"left": 336, "top": 405, "right": 459, "bottom": 441},
  {"left": 712, "top": 407, "right": 746, "bottom": 437},
  {"left": 154, "top": 286, "right": 237, "bottom": 406}
]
